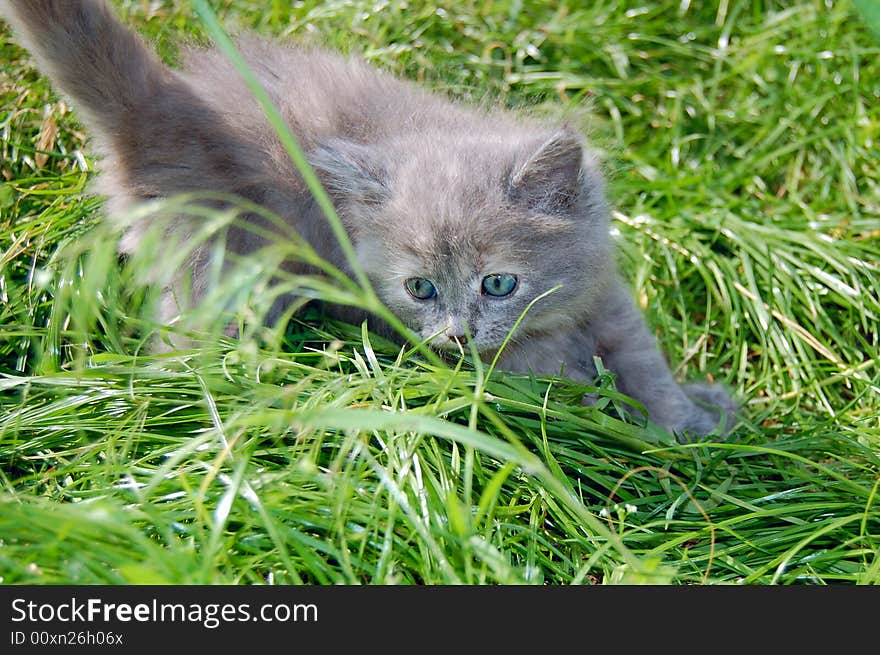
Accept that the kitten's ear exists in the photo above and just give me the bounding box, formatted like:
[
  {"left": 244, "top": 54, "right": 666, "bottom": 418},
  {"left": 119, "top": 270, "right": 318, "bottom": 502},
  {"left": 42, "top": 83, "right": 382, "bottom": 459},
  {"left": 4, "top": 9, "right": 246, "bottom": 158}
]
[
  {"left": 308, "top": 139, "right": 390, "bottom": 209},
  {"left": 507, "top": 128, "right": 584, "bottom": 212}
]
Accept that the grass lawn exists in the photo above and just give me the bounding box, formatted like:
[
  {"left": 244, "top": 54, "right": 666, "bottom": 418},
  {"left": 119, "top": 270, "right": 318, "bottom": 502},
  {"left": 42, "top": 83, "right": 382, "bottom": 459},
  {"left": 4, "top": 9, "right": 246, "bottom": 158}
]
[{"left": 0, "top": 0, "right": 878, "bottom": 585}]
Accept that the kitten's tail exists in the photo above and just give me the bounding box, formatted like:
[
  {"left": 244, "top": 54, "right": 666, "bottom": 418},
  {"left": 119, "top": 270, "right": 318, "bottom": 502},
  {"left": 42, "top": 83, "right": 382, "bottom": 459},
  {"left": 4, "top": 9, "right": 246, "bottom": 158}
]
[
  {"left": 0, "top": 0, "right": 166, "bottom": 131},
  {"left": 3, "top": 0, "right": 267, "bottom": 206}
]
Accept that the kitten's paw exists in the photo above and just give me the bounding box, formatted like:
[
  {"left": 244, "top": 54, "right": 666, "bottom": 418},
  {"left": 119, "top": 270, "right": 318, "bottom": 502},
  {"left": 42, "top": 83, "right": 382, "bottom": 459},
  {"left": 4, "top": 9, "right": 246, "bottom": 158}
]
[{"left": 674, "top": 383, "right": 738, "bottom": 441}]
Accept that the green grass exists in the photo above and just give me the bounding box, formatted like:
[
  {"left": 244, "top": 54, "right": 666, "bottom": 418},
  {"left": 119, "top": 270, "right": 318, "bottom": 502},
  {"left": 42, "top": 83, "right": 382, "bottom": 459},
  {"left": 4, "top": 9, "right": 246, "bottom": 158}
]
[{"left": 1, "top": 0, "right": 878, "bottom": 585}]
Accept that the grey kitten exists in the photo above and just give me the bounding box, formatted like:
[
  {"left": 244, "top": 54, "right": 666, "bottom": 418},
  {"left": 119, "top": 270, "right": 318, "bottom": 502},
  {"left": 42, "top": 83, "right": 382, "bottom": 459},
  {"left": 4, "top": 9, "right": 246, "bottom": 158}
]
[{"left": 1, "top": 0, "right": 737, "bottom": 438}]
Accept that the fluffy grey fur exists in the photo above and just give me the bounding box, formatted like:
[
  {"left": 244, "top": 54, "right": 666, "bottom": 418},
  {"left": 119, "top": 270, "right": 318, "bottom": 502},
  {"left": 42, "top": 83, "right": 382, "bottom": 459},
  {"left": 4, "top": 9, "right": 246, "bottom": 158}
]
[{"left": 1, "top": 0, "right": 737, "bottom": 438}]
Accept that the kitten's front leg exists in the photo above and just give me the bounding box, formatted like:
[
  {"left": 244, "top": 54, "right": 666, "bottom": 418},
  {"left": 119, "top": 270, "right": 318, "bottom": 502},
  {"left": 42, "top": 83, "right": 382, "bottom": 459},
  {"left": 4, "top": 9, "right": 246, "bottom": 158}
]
[
  {"left": 498, "top": 280, "right": 736, "bottom": 439},
  {"left": 587, "top": 280, "right": 737, "bottom": 439}
]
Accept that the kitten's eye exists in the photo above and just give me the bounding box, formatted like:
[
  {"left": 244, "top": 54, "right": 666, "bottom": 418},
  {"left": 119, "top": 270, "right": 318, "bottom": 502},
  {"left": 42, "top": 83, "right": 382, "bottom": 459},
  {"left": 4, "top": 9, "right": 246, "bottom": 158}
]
[
  {"left": 405, "top": 277, "right": 437, "bottom": 300},
  {"left": 481, "top": 273, "right": 518, "bottom": 297}
]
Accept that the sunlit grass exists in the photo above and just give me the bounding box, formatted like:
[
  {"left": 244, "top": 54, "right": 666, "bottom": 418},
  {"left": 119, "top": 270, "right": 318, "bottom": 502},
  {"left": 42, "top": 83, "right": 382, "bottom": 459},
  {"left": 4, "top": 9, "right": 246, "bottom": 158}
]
[{"left": 0, "top": 0, "right": 878, "bottom": 585}]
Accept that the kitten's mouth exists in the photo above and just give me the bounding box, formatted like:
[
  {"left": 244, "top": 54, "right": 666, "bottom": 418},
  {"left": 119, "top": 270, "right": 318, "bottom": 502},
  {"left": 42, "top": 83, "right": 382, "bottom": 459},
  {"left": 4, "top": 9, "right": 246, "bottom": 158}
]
[{"left": 429, "top": 336, "right": 497, "bottom": 360}]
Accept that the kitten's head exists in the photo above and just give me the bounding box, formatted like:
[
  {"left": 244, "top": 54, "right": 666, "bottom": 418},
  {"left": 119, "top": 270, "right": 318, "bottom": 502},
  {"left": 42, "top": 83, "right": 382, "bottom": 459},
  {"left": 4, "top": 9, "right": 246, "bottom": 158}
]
[{"left": 310, "top": 126, "right": 612, "bottom": 355}]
